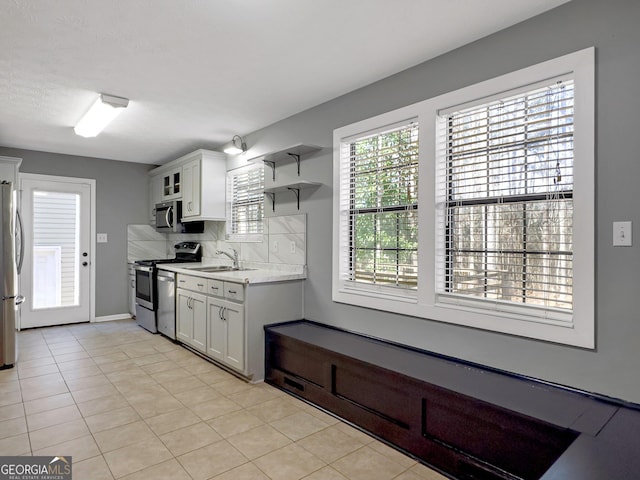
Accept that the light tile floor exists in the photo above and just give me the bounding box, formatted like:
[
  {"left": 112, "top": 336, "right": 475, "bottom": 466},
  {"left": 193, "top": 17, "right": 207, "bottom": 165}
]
[{"left": 0, "top": 319, "right": 447, "bottom": 480}]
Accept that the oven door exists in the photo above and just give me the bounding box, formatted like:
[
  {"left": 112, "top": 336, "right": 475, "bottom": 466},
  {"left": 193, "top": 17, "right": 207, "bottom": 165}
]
[{"left": 134, "top": 265, "right": 154, "bottom": 310}]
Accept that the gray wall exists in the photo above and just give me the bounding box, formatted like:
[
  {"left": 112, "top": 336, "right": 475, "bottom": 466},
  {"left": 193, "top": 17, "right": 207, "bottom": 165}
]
[
  {"left": 233, "top": 0, "right": 640, "bottom": 403},
  {"left": 0, "top": 147, "right": 153, "bottom": 318}
]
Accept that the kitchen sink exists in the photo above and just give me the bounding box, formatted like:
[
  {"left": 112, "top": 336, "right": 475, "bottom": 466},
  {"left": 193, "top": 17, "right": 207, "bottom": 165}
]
[{"left": 185, "top": 266, "right": 255, "bottom": 272}]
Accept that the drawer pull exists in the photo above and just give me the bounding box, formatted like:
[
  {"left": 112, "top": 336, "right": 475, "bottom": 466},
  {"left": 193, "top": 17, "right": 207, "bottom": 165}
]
[
  {"left": 197, "top": 283, "right": 204, "bottom": 287},
  {"left": 228, "top": 290, "right": 237, "bottom": 294}
]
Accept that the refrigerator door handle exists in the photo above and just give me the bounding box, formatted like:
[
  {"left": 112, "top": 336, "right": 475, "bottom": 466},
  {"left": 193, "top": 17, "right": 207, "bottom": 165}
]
[{"left": 16, "top": 209, "right": 24, "bottom": 275}]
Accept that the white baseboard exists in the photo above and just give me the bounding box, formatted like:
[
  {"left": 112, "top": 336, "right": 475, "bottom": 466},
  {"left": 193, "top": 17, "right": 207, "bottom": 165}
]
[{"left": 94, "top": 313, "right": 134, "bottom": 323}]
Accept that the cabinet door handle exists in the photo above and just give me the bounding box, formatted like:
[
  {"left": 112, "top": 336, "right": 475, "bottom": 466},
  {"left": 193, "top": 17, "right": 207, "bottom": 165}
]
[
  {"left": 179, "top": 279, "right": 185, "bottom": 284},
  {"left": 197, "top": 283, "right": 204, "bottom": 288},
  {"left": 228, "top": 290, "right": 237, "bottom": 295}
]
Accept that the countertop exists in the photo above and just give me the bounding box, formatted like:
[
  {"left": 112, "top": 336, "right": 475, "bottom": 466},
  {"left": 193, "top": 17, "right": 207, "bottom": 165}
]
[{"left": 157, "top": 262, "right": 306, "bottom": 285}]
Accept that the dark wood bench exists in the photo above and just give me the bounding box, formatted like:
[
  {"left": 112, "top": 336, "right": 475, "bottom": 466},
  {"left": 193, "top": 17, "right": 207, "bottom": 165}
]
[{"left": 264, "top": 320, "right": 628, "bottom": 480}]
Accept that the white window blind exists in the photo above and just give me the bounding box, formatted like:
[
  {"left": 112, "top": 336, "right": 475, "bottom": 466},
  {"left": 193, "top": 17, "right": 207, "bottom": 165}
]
[
  {"left": 439, "top": 79, "right": 574, "bottom": 312},
  {"left": 339, "top": 121, "right": 419, "bottom": 289},
  {"left": 227, "top": 164, "right": 264, "bottom": 238}
]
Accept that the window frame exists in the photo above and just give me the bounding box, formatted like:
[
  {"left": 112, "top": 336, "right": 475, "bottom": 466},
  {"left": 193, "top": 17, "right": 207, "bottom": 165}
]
[
  {"left": 226, "top": 163, "right": 265, "bottom": 242},
  {"left": 341, "top": 120, "right": 420, "bottom": 294},
  {"left": 333, "top": 47, "right": 594, "bottom": 348}
]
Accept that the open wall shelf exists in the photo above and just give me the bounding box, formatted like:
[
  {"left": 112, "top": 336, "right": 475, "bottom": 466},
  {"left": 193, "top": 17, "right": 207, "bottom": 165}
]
[{"left": 248, "top": 144, "right": 322, "bottom": 180}]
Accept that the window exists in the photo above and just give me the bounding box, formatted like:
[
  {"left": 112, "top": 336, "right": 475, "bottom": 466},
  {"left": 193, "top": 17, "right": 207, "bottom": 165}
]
[
  {"left": 340, "top": 121, "right": 419, "bottom": 291},
  {"left": 226, "top": 164, "right": 264, "bottom": 241},
  {"left": 333, "top": 48, "right": 594, "bottom": 347},
  {"left": 439, "top": 79, "right": 575, "bottom": 315}
]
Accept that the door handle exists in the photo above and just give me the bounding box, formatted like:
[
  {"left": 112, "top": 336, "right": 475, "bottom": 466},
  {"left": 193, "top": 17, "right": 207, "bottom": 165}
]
[{"left": 16, "top": 209, "right": 24, "bottom": 275}]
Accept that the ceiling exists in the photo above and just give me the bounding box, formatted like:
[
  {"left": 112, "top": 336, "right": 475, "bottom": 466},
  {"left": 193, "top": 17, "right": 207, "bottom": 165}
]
[{"left": 0, "top": 0, "right": 568, "bottom": 165}]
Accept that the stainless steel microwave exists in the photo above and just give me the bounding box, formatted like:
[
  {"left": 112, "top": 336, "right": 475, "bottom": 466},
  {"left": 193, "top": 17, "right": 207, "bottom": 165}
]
[{"left": 155, "top": 201, "right": 204, "bottom": 233}]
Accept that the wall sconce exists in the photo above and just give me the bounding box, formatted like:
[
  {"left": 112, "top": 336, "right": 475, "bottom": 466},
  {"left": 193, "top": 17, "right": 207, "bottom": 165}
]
[
  {"left": 224, "top": 135, "right": 247, "bottom": 155},
  {"left": 74, "top": 93, "right": 129, "bottom": 138}
]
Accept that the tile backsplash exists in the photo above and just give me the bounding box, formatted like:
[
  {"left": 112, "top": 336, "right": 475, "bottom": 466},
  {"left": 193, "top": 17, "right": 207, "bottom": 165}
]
[{"left": 127, "top": 214, "right": 307, "bottom": 268}]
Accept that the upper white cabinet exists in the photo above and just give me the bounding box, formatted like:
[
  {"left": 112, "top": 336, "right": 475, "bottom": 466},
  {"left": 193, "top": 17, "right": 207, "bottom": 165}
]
[
  {"left": 149, "top": 149, "right": 227, "bottom": 223},
  {"left": 181, "top": 150, "right": 226, "bottom": 221},
  {"left": 148, "top": 174, "right": 164, "bottom": 224},
  {"left": 0, "top": 156, "right": 21, "bottom": 184},
  {"left": 161, "top": 166, "right": 182, "bottom": 200}
]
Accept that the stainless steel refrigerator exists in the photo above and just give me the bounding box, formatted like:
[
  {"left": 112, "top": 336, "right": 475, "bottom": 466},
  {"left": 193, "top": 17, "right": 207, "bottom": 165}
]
[{"left": 1, "top": 181, "right": 24, "bottom": 369}]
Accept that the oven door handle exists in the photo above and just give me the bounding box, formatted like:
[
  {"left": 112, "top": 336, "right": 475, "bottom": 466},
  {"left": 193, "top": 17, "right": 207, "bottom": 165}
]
[{"left": 134, "top": 265, "right": 154, "bottom": 273}]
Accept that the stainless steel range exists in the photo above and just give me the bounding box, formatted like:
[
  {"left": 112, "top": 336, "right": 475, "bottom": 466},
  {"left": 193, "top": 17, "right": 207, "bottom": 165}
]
[{"left": 134, "top": 242, "right": 201, "bottom": 334}]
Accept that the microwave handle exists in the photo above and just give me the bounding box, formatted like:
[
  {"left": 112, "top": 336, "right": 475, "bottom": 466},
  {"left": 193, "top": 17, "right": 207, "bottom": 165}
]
[{"left": 165, "top": 206, "right": 173, "bottom": 228}]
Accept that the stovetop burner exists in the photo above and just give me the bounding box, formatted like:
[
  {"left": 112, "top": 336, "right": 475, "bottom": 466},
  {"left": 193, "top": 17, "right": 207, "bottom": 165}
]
[{"left": 135, "top": 241, "right": 202, "bottom": 266}]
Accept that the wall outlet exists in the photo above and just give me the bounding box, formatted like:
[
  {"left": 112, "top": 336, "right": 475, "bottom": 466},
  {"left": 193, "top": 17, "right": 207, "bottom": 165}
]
[
  {"left": 613, "top": 221, "right": 632, "bottom": 246},
  {"left": 97, "top": 233, "right": 108, "bottom": 243},
  {"left": 290, "top": 241, "right": 296, "bottom": 254},
  {"left": 273, "top": 240, "right": 279, "bottom": 252}
]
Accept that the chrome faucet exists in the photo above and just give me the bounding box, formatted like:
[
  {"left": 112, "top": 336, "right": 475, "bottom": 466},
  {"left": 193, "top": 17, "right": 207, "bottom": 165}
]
[{"left": 216, "top": 248, "right": 239, "bottom": 269}]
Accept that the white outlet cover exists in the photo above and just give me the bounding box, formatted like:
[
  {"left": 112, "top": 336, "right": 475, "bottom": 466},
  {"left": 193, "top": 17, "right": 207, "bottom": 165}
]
[{"left": 97, "top": 233, "right": 108, "bottom": 243}]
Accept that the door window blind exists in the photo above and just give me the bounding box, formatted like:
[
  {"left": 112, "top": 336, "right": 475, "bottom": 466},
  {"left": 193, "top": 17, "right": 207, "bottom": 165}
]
[
  {"left": 440, "top": 79, "right": 574, "bottom": 311},
  {"left": 340, "top": 121, "right": 419, "bottom": 289},
  {"left": 228, "top": 164, "right": 264, "bottom": 236}
]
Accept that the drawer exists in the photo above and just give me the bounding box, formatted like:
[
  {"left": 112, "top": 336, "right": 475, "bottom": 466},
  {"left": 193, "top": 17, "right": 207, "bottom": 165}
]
[
  {"left": 177, "top": 274, "right": 207, "bottom": 293},
  {"left": 223, "top": 282, "right": 244, "bottom": 302},
  {"left": 207, "top": 279, "right": 224, "bottom": 297}
]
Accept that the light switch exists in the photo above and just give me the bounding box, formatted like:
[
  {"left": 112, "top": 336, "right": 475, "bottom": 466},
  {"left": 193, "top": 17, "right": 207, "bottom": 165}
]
[
  {"left": 613, "top": 221, "right": 632, "bottom": 246},
  {"left": 97, "top": 233, "right": 108, "bottom": 243}
]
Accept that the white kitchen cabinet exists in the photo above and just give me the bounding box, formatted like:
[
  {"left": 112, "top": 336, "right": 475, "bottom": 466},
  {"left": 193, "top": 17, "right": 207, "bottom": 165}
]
[
  {"left": 0, "top": 156, "right": 21, "bottom": 183},
  {"left": 181, "top": 159, "right": 200, "bottom": 217},
  {"left": 173, "top": 272, "right": 304, "bottom": 381},
  {"left": 176, "top": 288, "right": 207, "bottom": 353},
  {"left": 207, "top": 296, "right": 244, "bottom": 372},
  {"left": 181, "top": 150, "right": 226, "bottom": 221},
  {"left": 149, "top": 149, "right": 226, "bottom": 223},
  {"left": 161, "top": 166, "right": 182, "bottom": 200},
  {"left": 148, "top": 174, "right": 164, "bottom": 224}
]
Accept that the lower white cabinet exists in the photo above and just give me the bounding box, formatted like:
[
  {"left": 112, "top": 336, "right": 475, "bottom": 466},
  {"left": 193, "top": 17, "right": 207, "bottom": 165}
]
[
  {"left": 174, "top": 272, "right": 304, "bottom": 381},
  {"left": 207, "top": 297, "right": 244, "bottom": 372},
  {"left": 176, "top": 289, "right": 207, "bottom": 353}
]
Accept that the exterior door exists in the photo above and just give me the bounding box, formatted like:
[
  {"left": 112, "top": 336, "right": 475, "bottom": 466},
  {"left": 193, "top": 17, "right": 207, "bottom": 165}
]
[{"left": 20, "top": 175, "right": 94, "bottom": 328}]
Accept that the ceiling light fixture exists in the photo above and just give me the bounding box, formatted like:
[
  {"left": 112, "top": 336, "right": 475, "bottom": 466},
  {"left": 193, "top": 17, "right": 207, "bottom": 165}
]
[
  {"left": 224, "top": 135, "right": 247, "bottom": 155},
  {"left": 74, "top": 94, "right": 129, "bottom": 138}
]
